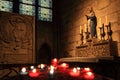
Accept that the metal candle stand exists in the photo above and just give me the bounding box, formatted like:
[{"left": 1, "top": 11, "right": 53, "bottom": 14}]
[
  {"left": 84, "top": 27, "right": 90, "bottom": 44},
  {"left": 105, "top": 22, "right": 112, "bottom": 40},
  {"left": 99, "top": 24, "right": 105, "bottom": 41},
  {"left": 79, "top": 27, "right": 91, "bottom": 45},
  {"left": 80, "top": 33, "right": 84, "bottom": 45}
]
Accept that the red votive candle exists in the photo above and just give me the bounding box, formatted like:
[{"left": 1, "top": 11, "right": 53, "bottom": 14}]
[
  {"left": 83, "top": 72, "right": 95, "bottom": 80},
  {"left": 69, "top": 68, "right": 80, "bottom": 77},
  {"left": 82, "top": 67, "right": 91, "bottom": 73},
  {"left": 51, "top": 58, "right": 58, "bottom": 67},
  {"left": 29, "top": 68, "right": 40, "bottom": 78},
  {"left": 59, "top": 63, "right": 69, "bottom": 71}
]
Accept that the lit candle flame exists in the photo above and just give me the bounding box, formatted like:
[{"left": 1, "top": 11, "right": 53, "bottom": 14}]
[
  {"left": 53, "top": 58, "right": 57, "bottom": 62},
  {"left": 30, "top": 66, "right": 34, "bottom": 70},
  {"left": 50, "top": 65, "right": 54, "bottom": 74},
  {"left": 73, "top": 68, "right": 77, "bottom": 73},
  {"left": 32, "top": 69, "right": 37, "bottom": 73},
  {"left": 41, "top": 64, "right": 45, "bottom": 69},
  {"left": 77, "top": 67, "right": 81, "bottom": 70},
  {"left": 21, "top": 67, "right": 26, "bottom": 72},
  {"left": 84, "top": 67, "right": 90, "bottom": 71},
  {"left": 87, "top": 72, "right": 92, "bottom": 76}
]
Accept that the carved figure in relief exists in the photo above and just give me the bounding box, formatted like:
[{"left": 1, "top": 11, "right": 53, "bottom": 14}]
[{"left": 0, "top": 15, "right": 33, "bottom": 51}]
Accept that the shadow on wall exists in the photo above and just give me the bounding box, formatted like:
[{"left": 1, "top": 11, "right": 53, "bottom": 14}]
[
  {"left": 61, "top": 51, "right": 72, "bottom": 58},
  {"left": 37, "top": 42, "right": 52, "bottom": 64},
  {"left": 110, "top": 41, "right": 118, "bottom": 57}
]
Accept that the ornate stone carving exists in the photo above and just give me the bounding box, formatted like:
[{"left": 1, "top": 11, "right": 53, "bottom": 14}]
[
  {"left": 76, "top": 40, "right": 115, "bottom": 57},
  {"left": 0, "top": 11, "right": 35, "bottom": 64}
]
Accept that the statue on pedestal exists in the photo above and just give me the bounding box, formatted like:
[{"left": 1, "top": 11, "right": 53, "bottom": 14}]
[{"left": 85, "top": 7, "right": 97, "bottom": 39}]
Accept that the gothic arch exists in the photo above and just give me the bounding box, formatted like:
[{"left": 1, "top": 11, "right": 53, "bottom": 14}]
[{"left": 37, "top": 42, "right": 52, "bottom": 64}]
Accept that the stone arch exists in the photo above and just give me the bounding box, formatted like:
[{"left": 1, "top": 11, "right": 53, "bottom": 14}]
[{"left": 37, "top": 42, "right": 52, "bottom": 64}]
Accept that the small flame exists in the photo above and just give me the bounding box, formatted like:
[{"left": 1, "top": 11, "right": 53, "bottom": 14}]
[
  {"left": 50, "top": 65, "right": 54, "bottom": 74},
  {"left": 73, "top": 68, "right": 77, "bottom": 73},
  {"left": 32, "top": 69, "right": 37, "bottom": 73},
  {"left": 21, "top": 67, "right": 26, "bottom": 72},
  {"left": 87, "top": 72, "right": 92, "bottom": 76},
  {"left": 30, "top": 66, "right": 34, "bottom": 69},
  {"left": 84, "top": 67, "right": 90, "bottom": 71}
]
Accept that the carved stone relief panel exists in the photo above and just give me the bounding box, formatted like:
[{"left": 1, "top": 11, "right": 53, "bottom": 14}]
[{"left": 0, "top": 11, "right": 35, "bottom": 64}]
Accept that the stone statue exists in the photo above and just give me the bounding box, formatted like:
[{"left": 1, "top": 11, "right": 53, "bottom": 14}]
[{"left": 85, "top": 7, "right": 97, "bottom": 38}]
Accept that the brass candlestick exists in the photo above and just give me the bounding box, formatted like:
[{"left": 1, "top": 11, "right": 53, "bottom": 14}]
[
  {"left": 105, "top": 22, "right": 112, "bottom": 40},
  {"left": 80, "top": 33, "right": 84, "bottom": 45},
  {"left": 99, "top": 24, "right": 105, "bottom": 41},
  {"left": 84, "top": 28, "right": 90, "bottom": 43},
  {"left": 85, "top": 27, "right": 90, "bottom": 39}
]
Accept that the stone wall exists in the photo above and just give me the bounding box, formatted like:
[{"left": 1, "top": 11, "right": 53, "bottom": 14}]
[{"left": 58, "top": 0, "right": 120, "bottom": 57}]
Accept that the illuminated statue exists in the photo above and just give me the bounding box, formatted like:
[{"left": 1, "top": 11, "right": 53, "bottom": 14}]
[{"left": 85, "top": 7, "right": 97, "bottom": 38}]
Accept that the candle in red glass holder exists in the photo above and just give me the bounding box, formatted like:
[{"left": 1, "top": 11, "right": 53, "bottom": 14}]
[
  {"left": 69, "top": 68, "right": 80, "bottom": 77},
  {"left": 82, "top": 67, "right": 91, "bottom": 73},
  {"left": 59, "top": 63, "right": 69, "bottom": 71},
  {"left": 29, "top": 68, "right": 40, "bottom": 78},
  {"left": 51, "top": 58, "right": 58, "bottom": 67},
  {"left": 83, "top": 72, "right": 95, "bottom": 80}
]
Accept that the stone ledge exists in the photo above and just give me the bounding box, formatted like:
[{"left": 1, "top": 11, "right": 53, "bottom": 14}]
[{"left": 59, "top": 56, "right": 114, "bottom": 63}]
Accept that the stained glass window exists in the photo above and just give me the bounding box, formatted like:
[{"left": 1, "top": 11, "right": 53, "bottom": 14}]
[
  {"left": 38, "top": 7, "right": 52, "bottom": 21},
  {"left": 19, "top": 4, "right": 35, "bottom": 16},
  {"left": 19, "top": 0, "right": 35, "bottom": 5},
  {"left": 38, "top": 0, "right": 52, "bottom": 8},
  {"left": 38, "top": 0, "right": 52, "bottom": 22},
  {"left": 0, "top": 0, "right": 13, "bottom": 12},
  {"left": 19, "top": 0, "right": 52, "bottom": 21}
]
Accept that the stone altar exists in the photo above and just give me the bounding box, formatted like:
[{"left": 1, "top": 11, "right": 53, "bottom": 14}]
[
  {"left": 60, "top": 39, "right": 116, "bottom": 63},
  {"left": 76, "top": 40, "right": 111, "bottom": 57}
]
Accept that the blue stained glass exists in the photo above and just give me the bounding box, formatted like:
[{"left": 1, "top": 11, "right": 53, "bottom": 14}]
[
  {"left": 19, "top": 0, "right": 35, "bottom": 5},
  {"left": 38, "top": 7, "right": 52, "bottom": 21},
  {"left": 19, "top": 4, "right": 35, "bottom": 16},
  {"left": 38, "top": 0, "right": 52, "bottom": 8},
  {"left": 0, "top": 0, "right": 13, "bottom": 12}
]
